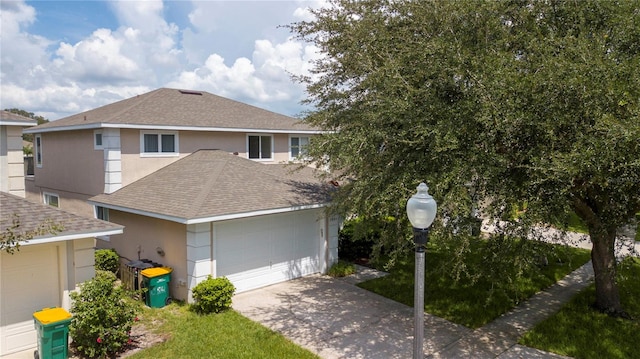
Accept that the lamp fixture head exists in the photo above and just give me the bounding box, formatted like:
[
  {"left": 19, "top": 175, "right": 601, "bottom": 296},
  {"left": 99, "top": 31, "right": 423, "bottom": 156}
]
[{"left": 406, "top": 182, "right": 437, "bottom": 230}]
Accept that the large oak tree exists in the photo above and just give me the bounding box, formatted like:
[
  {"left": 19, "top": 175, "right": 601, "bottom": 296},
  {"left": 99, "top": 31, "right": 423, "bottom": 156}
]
[{"left": 290, "top": 0, "right": 640, "bottom": 315}]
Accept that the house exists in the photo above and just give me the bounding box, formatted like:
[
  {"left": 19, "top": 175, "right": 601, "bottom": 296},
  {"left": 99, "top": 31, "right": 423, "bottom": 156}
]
[
  {"left": 23, "top": 88, "right": 322, "bottom": 217},
  {"left": 0, "top": 113, "right": 123, "bottom": 357},
  {"left": 23, "top": 88, "right": 340, "bottom": 302},
  {"left": 89, "top": 150, "right": 339, "bottom": 300},
  {"left": 1, "top": 110, "right": 36, "bottom": 197}
]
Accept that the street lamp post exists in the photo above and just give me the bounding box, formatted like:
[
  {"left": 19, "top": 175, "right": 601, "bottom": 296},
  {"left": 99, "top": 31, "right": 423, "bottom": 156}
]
[{"left": 406, "top": 183, "right": 437, "bottom": 359}]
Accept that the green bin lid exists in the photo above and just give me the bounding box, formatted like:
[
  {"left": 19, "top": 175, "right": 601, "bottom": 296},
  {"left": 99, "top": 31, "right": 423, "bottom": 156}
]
[
  {"left": 33, "top": 307, "right": 72, "bottom": 324},
  {"left": 141, "top": 267, "right": 172, "bottom": 278}
]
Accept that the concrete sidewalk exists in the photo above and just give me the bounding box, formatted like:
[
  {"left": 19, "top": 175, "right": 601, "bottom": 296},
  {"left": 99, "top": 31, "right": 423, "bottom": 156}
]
[{"left": 233, "top": 263, "right": 594, "bottom": 359}]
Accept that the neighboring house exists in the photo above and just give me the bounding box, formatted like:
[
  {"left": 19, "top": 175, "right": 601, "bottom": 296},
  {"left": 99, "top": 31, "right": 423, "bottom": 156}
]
[
  {"left": 23, "top": 88, "right": 322, "bottom": 217},
  {"left": 23, "top": 88, "right": 339, "bottom": 301},
  {"left": 0, "top": 110, "right": 36, "bottom": 197},
  {"left": 0, "top": 113, "right": 123, "bottom": 357}
]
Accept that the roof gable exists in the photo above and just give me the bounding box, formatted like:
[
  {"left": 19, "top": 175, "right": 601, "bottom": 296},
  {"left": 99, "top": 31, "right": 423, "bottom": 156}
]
[
  {"left": 26, "top": 88, "right": 319, "bottom": 133},
  {"left": 89, "top": 150, "right": 331, "bottom": 223}
]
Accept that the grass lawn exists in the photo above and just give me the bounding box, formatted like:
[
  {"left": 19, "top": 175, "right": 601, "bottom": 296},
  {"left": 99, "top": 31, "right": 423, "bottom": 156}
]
[
  {"left": 358, "top": 240, "right": 591, "bottom": 328},
  {"left": 128, "top": 305, "right": 319, "bottom": 359},
  {"left": 520, "top": 257, "right": 640, "bottom": 359}
]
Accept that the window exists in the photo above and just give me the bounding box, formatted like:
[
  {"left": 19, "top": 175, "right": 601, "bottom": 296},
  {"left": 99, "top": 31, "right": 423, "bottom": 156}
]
[
  {"left": 140, "top": 131, "right": 178, "bottom": 156},
  {"left": 247, "top": 135, "right": 272, "bottom": 160},
  {"left": 43, "top": 192, "right": 59, "bottom": 207},
  {"left": 94, "top": 130, "right": 103, "bottom": 150},
  {"left": 35, "top": 134, "right": 42, "bottom": 167},
  {"left": 290, "top": 136, "right": 310, "bottom": 160},
  {"left": 96, "top": 206, "right": 109, "bottom": 221}
]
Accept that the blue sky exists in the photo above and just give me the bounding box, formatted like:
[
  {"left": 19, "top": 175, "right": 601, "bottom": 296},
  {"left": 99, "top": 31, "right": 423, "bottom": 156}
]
[{"left": 1, "top": 1, "right": 326, "bottom": 120}]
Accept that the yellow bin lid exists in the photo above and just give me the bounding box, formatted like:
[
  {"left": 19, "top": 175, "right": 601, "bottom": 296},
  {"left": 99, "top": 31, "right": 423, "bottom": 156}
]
[
  {"left": 33, "top": 307, "right": 72, "bottom": 324},
  {"left": 141, "top": 267, "right": 172, "bottom": 278}
]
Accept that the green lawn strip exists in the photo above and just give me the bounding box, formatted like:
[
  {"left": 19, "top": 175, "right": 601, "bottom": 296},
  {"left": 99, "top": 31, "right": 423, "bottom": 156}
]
[
  {"left": 358, "top": 240, "right": 591, "bottom": 328},
  {"left": 129, "top": 305, "right": 319, "bottom": 359},
  {"left": 520, "top": 257, "right": 640, "bottom": 359}
]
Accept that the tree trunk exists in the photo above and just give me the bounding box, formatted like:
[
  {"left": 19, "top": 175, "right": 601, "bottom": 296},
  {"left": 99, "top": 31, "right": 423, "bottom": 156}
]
[{"left": 590, "top": 228, "right": 623, "bottom": 315}]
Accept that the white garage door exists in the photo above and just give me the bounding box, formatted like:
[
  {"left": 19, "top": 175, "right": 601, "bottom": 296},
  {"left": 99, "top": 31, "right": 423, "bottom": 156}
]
[
  {"left": 215, "top": 210, "right": 325, "bottom": 293},
  {"left": 0, "top": 244, "right": 60, "bottom": 356}
]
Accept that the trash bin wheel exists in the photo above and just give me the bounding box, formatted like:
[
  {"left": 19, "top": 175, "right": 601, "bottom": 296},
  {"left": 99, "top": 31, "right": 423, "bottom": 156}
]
[{"left": 165, "top": 297, "right": 172, "bottom": 305}]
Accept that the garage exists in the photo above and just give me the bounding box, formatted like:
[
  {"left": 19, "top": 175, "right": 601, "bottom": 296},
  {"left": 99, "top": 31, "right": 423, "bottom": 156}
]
[
  {"left": 0, "top": 244, "right": 61, "bottom": 356},
  {"left": 215, "top": 209, "right": 326, "bottom": 293}
]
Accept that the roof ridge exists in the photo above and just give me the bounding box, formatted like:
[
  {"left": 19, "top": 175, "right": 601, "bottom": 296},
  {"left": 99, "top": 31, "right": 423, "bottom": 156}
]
[{"left": 186, "top": 150, "right": 229, "bottom": 218}]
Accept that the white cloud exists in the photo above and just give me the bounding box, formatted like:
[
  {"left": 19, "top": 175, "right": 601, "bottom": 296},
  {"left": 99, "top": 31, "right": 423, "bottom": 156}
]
[{"left": 0, "top": 0, "right": 331, "bottom": 119}]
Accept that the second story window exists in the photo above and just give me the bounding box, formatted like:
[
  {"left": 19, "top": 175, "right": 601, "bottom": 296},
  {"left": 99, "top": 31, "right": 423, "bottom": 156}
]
[
  {"left": 96, "top": 206, "right": 109, "bottom": 221},
  {"left": 94, "top": 130, "right": 103, "bottom": 150},
  {"left": 248, "top": 134, "right": 272, "bottom": 160},
  {"left": 35, "top": 134, "right": 42, "bottom": 167},
  {"left": 140, "top": 131, "right": 179, "bottom": 156}
]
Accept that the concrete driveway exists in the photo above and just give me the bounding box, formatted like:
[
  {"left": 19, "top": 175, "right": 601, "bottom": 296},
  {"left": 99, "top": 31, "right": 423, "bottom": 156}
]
[
  {"left": 233, "top": 269, "right": 468, "bottom": 359},
  {"left": 233, "top": 265, "right": 582, "bottom": 359}
]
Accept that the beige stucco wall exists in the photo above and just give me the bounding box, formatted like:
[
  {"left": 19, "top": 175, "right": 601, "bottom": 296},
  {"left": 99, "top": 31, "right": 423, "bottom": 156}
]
[
  {"left": 28, "top": 130, "right": 104, "bottom": 215},
  {"left": 119, "top": 129, "right": 304, "bottom": 187},
  {"left": 0, "top": 126, "right": 28, "bottom": 197},
  {"left": 97, "top": 210, "right": 189, "bottom": 301}
]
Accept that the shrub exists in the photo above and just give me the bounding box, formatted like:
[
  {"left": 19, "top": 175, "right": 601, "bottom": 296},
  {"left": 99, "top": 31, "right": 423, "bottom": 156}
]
[
  {"left": 95, "top": 249, "right": 120, "bottom": 274},
  {"left": 328, "top": 260, "right": 356, "bottom": 277},
  {"left": 191, "top": 276, "right": 235, "bottom": 314},
  {"left": 70, "top": 270, "right": 138, "bottom": 358},
  {"left": 338, "top": 219, "right": 377, "bottom": 262}
]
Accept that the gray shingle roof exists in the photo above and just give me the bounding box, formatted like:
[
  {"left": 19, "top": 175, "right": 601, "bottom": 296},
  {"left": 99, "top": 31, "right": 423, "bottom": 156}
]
[
  {"left": 0, "top": 110, "right": 37, "bottom": 126},
  {"left": 0, "top": 192, "right": 123, "bottom": 240},
  {"left": 89, "top": 150, "right": 332, "bottom": 223},
  {"left": 27, "top": 88, "right": 319, "bottom": 132}
]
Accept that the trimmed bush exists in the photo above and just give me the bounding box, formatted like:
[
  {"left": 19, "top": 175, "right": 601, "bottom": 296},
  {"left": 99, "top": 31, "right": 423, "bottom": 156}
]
[
  {"left": 70, "top": 270, "right": 138, "bottom": 358},
  {"left": 191, "top": 276, "right": 235, "bottom": 314},
  {"left": 95, "top": 249, "right": 119, "bottom": 274},
  {"left": 328, "top": 260, "right": 356, "bottom": 277}
]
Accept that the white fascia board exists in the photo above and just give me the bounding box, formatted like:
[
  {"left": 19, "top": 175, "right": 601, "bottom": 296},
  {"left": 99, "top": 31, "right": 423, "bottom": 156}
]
[
  {"left": 22, "top": 228, "right": 124, "bottom": 246},
  {"left": 88, "top": 200, "right": 328, "bottom": 225},
  {"left": 23, "top": 123, "right": 104, "bottom": 133},
  {"left": 24, "top": 123, "right": 326, "bottom": 135},
  {"left": 187, "top": 203, "right": 328, "bottom": 224},
  {"left": 0, "top": 120, "right": 38, "bottom": 127}
]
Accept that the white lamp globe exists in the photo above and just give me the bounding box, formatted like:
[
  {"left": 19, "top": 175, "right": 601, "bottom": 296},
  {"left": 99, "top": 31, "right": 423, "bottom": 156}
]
[{"left": 406, "top": 183, "right": 437, "bottom": 229}]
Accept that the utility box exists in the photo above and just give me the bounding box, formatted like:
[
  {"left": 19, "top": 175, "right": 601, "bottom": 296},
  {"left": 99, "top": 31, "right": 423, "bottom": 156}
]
[
  {"left": 141, "top": 267, "right": 172, "bottom": 308},
  {"left": 33, "top": 307, "right": 72, "bottom": 359}
]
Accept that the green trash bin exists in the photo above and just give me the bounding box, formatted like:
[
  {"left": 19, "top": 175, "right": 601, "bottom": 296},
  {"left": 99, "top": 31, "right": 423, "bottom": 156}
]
[
  {"left": 141, "top": 267, "right": 172, "bottom": 308},
  {"left": 33, "top": 307, "right": 72, "bottom": 359}
]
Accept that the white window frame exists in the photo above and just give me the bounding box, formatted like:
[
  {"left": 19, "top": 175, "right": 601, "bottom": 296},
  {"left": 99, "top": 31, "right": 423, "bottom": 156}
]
[
  {"left": 95, "top": 206, "right": 111, "bottom": 241},
  {"left": 289, "top": 135, "right": 310, "bottom": 161},
  {"left": 246, "top": 134, "right": 274, "bottom": 161},
  {"left": 140, "top": 130, "right": 179, "bottom": 157},
  {"left": 43, "top": 192, "right": 59, "bottom": 207},
  {"left": 94, "top": 130, "right": 104, "bottom": 150},
  {"left": 35, "top": 134, "right": 42, "bottom": 167}
]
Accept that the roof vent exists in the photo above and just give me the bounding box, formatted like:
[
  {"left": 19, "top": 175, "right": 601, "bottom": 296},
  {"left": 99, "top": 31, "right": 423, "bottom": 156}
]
[{"left": 179, "top": 90, "right": 203, "bottom": 96}]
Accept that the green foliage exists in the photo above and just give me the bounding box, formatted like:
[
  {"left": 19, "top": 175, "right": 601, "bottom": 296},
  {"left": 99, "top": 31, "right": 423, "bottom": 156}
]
[
  {"left": 95, "top": 249, "right": 120, "bottom": 273},
  {"left": 70, "top": 271, "right": 138, "bottom": 358},
  {"left": 1, "top": 215, "right": 63, "bottom": 254},
  {"left": 4, "top": 108, "right": 49, "bottom": 142},
  {"left": 289, "top": 0, "right": 640, "bottom": 313},
  {"left": 327, "top": 260, "right": 356, "bottom": 277},
  {"left": 191, "top": 276, "right": 235, "bottom": 314},
  {"left": 359, "top": 239, "right": 591, "bottom": 328},
  {"left": 520, "top": 257, "right": 640, "bottom": 358}
]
